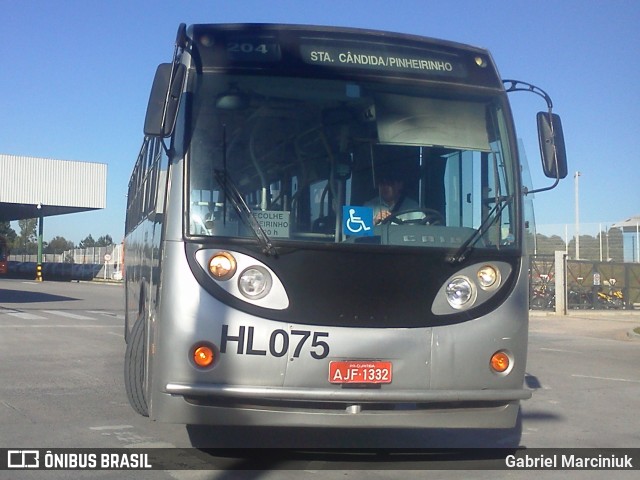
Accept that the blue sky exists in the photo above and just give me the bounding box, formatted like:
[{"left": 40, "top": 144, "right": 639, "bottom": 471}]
[{"left": 2, "top": 0, "right": 639, "bottom": 244}]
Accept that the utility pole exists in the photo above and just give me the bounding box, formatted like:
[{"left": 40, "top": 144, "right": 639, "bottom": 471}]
[{"left": 574, "top": 171, "right": 581, "bottom": 260}]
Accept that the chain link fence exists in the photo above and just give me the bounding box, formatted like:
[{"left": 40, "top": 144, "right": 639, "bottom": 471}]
[
  {"left": 7, "top": 244, "right": 123, "bottom": 281},
  {"left": 534, "top": 221, "right": 640, "bottom": 263},
  {"left": 530, "top": 254, "right": 640, "bottom": 311},
  {"left": 530, "top": 221, "right": 640, "bottom": 310}
]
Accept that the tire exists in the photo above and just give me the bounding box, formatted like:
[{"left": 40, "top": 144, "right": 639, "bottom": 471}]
[{"left": 124, "top": 314, "right": 149, "bottom": 417}]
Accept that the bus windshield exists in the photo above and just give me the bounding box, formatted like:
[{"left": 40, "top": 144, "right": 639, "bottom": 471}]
[{"left": 187, "top": 73, "right": 518, "bottom": 252}]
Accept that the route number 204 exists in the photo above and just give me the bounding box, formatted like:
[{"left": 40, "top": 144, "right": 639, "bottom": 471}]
[{"left": 227, "top": 42, "right": 270, "bottom": 54}]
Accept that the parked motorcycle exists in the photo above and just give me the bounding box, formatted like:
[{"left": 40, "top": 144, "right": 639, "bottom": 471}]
[
  {"left": 531, "top": 276, "right": 555, "bottom": 310},
  {"left": 568, "top": 288, "right": 594, "bottom": 310},
  {"left": 595, "top": 279, "right": 624, "bottom": 309}
]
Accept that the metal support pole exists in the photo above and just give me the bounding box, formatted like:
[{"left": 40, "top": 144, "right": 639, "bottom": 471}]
[
  {"left": 555, "top": 250, "right": 567, "bottom": 315},
  {"left": 574, "top": 171, "right": 581, "bottom": 260},
  {"left": 36, "top": 214, "right": 44, "bottom": 282},
  {"left": 599, "top": 223, "right": 603, "bottom": 262},
  {"left": 637, "top": 222, "right": 639, "bottom": 263}
]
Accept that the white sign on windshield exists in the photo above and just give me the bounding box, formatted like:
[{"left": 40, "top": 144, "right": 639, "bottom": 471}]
[{"left": 254, "top": 211, "right": 290, "bottom": 238}]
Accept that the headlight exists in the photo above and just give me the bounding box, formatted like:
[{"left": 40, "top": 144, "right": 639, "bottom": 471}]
[
  {"left": 431, "top": 262, "right": 511, "bottom": 315},
  {"left": 196, "top": 249, "right": 290, "bottom": 309},
  {"left": 238, "top": 266, "right": 272, "bottom": 299},
  {"left": 477, "top": 265, "right": 499, "bottom": 289},
  {"left": 445, "top": 276, "right": 475, "bottom": 309}
]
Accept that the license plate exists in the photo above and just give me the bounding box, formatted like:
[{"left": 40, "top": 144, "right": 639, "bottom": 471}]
[{"left": 328, "top": 360, "right": 393, "bottom": 384}]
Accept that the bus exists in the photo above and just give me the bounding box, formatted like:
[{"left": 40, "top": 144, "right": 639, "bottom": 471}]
[
  {"left": 0, "top": 236, "right": 8, "bottom": 275},
  {"left": 124, "top": 23, "right": 567, "bottom": 433}
]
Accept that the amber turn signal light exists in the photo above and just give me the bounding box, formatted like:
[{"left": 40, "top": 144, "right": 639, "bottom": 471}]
[
  {"left": 193, "top": 345, "right": 215, "bottom": 368},
  {"left": 490, "top": 351, "right": 511, "bottom": 373},
  {"left": 208, "top": 251, "right": 236, "bottom": 280}
]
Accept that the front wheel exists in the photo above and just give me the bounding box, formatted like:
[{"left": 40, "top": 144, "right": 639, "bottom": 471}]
[{"left": 124, "top": 314, "right": 149, "bottom": 417}]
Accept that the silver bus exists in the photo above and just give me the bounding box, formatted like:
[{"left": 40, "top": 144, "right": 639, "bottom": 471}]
[{"left": 124, "top": 23, "right": 567, "bottom": 432}]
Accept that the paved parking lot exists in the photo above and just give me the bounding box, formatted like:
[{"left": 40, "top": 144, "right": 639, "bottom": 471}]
[{"left": 1, "top": 278, "right": 639, "bottom": 478}]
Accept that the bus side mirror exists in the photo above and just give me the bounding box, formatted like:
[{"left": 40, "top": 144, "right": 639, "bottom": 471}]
[
  {"left": 537, "top": 112, "right": 567, "bottom": 179},
  {"left": 144, "top": 63, "right": 186, "bottom": 138}
]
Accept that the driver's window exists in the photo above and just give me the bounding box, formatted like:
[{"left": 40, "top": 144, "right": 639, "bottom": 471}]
[{"left": 444, "top": 150, "right": 479, "bottom": 229}]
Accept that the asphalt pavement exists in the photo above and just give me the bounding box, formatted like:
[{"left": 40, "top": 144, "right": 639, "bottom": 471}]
[
  {"left": 529, "top": 309, "right": 640, "bottom": 342},
  {"left": 1, "top": 279, "right": 639, "bottom": 479}
]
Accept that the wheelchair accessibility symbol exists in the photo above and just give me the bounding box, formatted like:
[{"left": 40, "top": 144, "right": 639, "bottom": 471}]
[{"left": 343, "top": 206, "right": 374, "bottom": 236}]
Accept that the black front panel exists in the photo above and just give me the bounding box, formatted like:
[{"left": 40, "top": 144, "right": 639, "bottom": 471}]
[{"left": 186, "top": 241, "right": 520, "bottom": 328}]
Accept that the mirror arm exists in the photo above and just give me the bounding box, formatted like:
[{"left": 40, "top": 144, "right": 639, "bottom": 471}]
[
  {"left": 503, "top": 79, "right": 556, "bottom": 141},
  {"left": 503, "top": 79, "right": 553, "bottom": 111},
  {"left": 522, "top": 175, "right": 560, "bottom": 196},
  {"left": 503, "top": 80, "right": 562, "bottom": 195}
]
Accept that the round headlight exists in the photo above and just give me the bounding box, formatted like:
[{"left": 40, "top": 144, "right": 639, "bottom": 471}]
[
  {"left": 445, "top": 276, "right": 475, "bottom": 309},
  {"left": 238, "top": 266, "right": 272, "bottom": 299},
  {"left": 208, "top": 252, "right": 236, "bottom": 280},
  {"left": 477, "top": 265, "right": 499, "bottom": 289}
]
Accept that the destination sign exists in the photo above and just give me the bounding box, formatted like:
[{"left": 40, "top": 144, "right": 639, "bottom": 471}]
[{"left": 300, "top": 44, "right": 467, "bottom": 77}]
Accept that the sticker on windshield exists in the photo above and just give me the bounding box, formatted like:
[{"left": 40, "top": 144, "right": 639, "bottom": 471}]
[
  {"left": 254, "top": 211, "right": 290, "bottom": 238},
  {"left": 343, "top": 206, "right": 374, "bottom": 236}
]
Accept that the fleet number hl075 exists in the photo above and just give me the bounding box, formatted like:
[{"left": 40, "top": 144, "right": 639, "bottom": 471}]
[{"left": 220, "top": 325, "right": 330, "bottom": 360}]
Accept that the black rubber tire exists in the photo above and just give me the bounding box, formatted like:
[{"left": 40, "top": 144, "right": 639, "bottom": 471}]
[{"left": 124, "top": 314, "right": 149, "bottom": 417}]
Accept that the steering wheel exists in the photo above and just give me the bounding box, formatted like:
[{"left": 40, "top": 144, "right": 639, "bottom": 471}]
[{"left": 380, "top": 208, "right": 445, "bottom": 226}]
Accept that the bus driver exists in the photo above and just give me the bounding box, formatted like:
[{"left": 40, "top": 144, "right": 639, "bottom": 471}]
[{"left": 365, "top": 171, "right": 420, "bottom": 225}]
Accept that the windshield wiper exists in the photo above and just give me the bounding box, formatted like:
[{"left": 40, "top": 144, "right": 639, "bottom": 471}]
[
  {"left": 214, "top": 169, "right": 278, "bottom": 257},
  {"left": 447, "top": 195, "right": 514, "bottom": 264}
]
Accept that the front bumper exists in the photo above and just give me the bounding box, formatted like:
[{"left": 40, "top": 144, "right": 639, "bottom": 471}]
[{"left": 155, "top": 382, "right": 530, "bottom": 428}]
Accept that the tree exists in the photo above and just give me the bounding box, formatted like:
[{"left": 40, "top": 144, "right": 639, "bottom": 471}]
[
  {"left": 0, "top": 221, "right": 18, "bottom": 246},
  {"left": 605, "top": 227, "right": 624, "bottom": 262},
  {"left": 96, "top": 234, "right": 114, "bottom": 247},
  {"left": 78, "top": 234, "right": 113, "bottom": 248},
  {"left": 78, "top": 234, "right": 96, "bottom": 249},
  {"left": 17, "top": 218, "right": 38, "bottom": 255},
  {"left": 566, "top": 234, "right": 601, "bottom": 261},
  {"left": 18, "top": 218, "right": 37, "bottom": 241},
  {"left": 534, "top": 233, "right": 566, "bottom": 255},
  {"left": 44, "top": 236, "right": 75, "bottom": 254}
]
